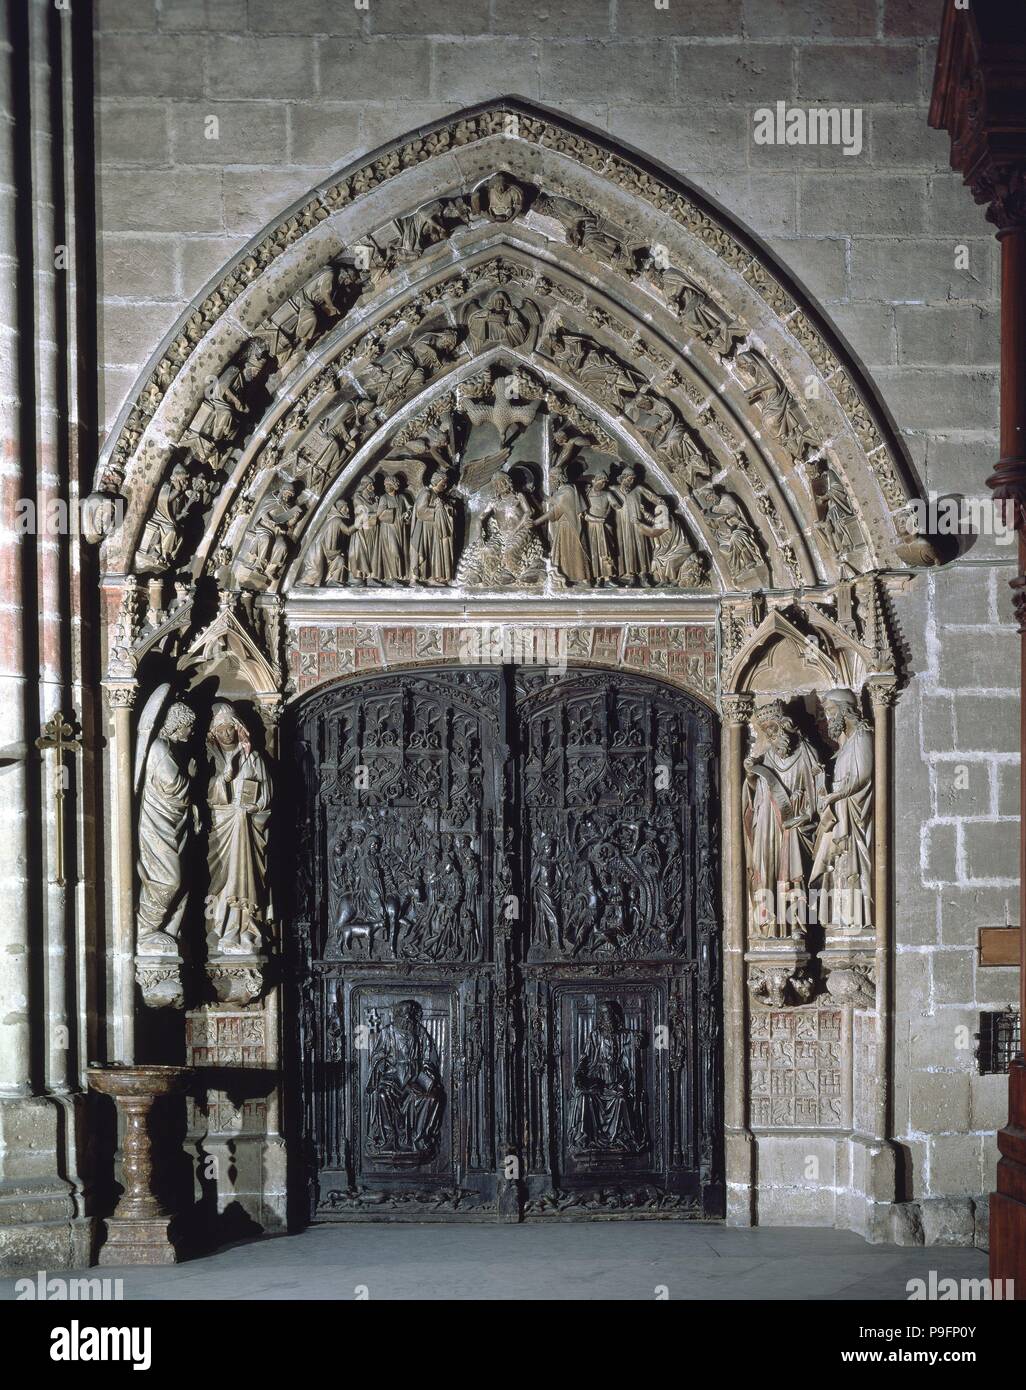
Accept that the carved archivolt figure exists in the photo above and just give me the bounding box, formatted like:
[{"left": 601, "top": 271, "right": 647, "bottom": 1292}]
[
  {"left": 811, "top": 688, "right": 874, "bottom": 932},
  {"left": 465, "top": 290, "right": 533, "bottom": 353},
  {"left": 661, "top": 267, "right": 745, "bottom": 358},
  {"left": 812, "top": 464, "right": 864, "bottom": 560},
  {"left": 300, "top": 499, "right": 354, "bottom": 586},
  {"left": 184, "top": 338, "right": 269, "bottom": 469},
  {"left": 471, "top": 172, "right": 528, "bottom": 222},
  {"left": 410, "top": 473, "right": 456, "bottom": 585},
  {"left": 569, "top": 1001, "right": 647, "bottom": 1155},
  {"left": 134, "top": 461, "right": 210, "bottom": 574},
  {"left": 206, "top": 702, "right": 272, "bottom": 954},
  {"left": 582, "top": 472, "right": 618, "bottom": 585},
  {"left": 365, "top": 1000, "right": 445, "bottom": 1158},
  {"left": 695, "top": 484, "right": 764, "bottom": 582},
  {"left": 363, "top": 328, "right": 459, "bottom": 413},
  {"left": 136, "top": 700, "right": 197, "bottom": 956},
  {"left": 742, "top": 701, "right": 826, "bottom": 938},
  {"left": 237, "top": 478, "right": 306, "bottom": 587}
]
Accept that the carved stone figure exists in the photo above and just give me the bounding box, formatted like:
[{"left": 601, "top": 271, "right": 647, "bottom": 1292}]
[
  {"left": 374, "top": 473, "right": 411, "bottom": 583},
  {"left": 661, "top": 268, "right": 745, "bottom": 358},
  {"left": 183, "top": 338, "right": 269, "bottom": 469},
  {"left": 300, "top": 499, "right": 354, "bottom": 586},
  {"left": 205, "top": 702, "right": 272, "bottom": 954},
  {"left": 568, "top": 1001, "right": 647, "bottom": 1155},
  {"left": 236, "top": 478, "right": 306, "bottom": 588},
  {"left": 611, "top": 466, "right": 658, "bottom": 584},
  {"left": 456, "top": 471, "right": 545, "bottom": 587},
  {"left": 136, "top": 701, "right": 197, "bottom": 955},
  {"left": 264, "top": 260, "right": 364, "bottom": 374},
  {"left": 134, "top": 462, "right": 211, "bottom": 574},
  {"left": 743, "top": 701, "right": 826, "bottom": 938},
  {"left": 582, "top": 472, "right": 617, "bottom": 585},
  {"left": 695, "top": 484, "right": 764, "bottom": 582},
  {"left": 737, "top": 349, "right": 814, "bottom": 458},
  {"left": 348, "top": 478, "right": 379, "bottom": 584},
  {"left": 548, "top": 330, "right": 645, "bottom": 410},
  {"left": 465, "top": 290, "right": 534, "bottom": 353},
  {"left": 811, "top": 688, "right": 874, "bottom": 932},
  {"left": 365, "top": 1000, "right": 445, "bottom": 1159},
  {"left": 471, "top": 172, "right": 529, "bottom": 222},
  {"left": 531, "top": 464, "right": 589, "bottom": 585},
  {"left": 392, "top": 196, "right": 469, "bottom": 264},
  {"left": 363, "top": 328, "right": 459, "bottom": 413},
  {"left": 641, "top": 499, "right": 705, "bottom": 587},
  {"left": 410, "top": 474, "right": 456, "bottom": 585},
  {"left": 625, "top": 392, "right": 713, "bottom": 489},
  {"left": 812, "top": 464, "right": 865, "bottom": 561},
  {"left": 565, "top": 214, "right": 635, "bottom": 272}
]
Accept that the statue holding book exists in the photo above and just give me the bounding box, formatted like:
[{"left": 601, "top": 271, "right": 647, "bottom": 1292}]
[{"left": 205, "top": 701, "right": 273, "bottom": 954}]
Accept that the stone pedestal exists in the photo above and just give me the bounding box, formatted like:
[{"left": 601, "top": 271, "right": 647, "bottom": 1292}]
[{"left": 88, "top": 1066, "right": 192, "bottom": 1266}]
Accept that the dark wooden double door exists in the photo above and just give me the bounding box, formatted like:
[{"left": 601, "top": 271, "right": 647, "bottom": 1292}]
[{"left": 288, "top": 666, "right": 722, "bottom": 1221}]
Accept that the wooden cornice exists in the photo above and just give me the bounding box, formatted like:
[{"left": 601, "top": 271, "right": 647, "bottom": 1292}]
[{"left": 929, "top": 0, "right": 1026, "bottom": 230}]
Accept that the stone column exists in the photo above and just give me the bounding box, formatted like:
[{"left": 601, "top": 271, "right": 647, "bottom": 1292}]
[
  {"left": 105, "top": 685, "right": 136, "bottom": 1063},
  {"left": 721, "top": 693, "right": 755, "bottom": 1225}
]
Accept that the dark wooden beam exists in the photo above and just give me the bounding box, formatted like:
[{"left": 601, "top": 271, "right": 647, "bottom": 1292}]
[{"left": 930, "top": 0, "right": 1026, "bottom": 1300}]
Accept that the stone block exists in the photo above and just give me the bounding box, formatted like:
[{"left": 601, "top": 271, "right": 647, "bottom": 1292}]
[
  {"left": 699, "top": 173, "right": 797, "bottom": 236},
  {"left": 179, "top": 236, "right": 249, "bottom": 300},
  {"left": 170, "top": 102, "right": 289, "bottom": 166},
  {"left": 910, "top": 1010, "right": 977, "bottom": 1072},
  {"left": 432, "top": 39, "right": 541, "bottom": 103},
  {"left": 825, "top": 303, "right": 894, "bottom": 367},
  {"left": 870, "top": 107, "right": 951, "bottom": 170},
  {"left": 962, "top": 821, "right": 1017, "bottom": 883},
  {"left": 101, "top": 235, "right": 178, "bottom": 300},
  {"left": 98, "top": 35, "right": 207, "bottom": 97},
  {"left": 675, "top": 43, "right": 794, "bottom": 104},
  {"left": 931, "top": 948, "right": 975, "bottom": 1010},
  {"left": 319, "top": 37, "right": 431, "bottom": 100},
  {"left": 996, "top": 761, "right": 1020, "bottom": 818},
  {"left": 939, "top": 885, "right": 1015, "bottom": 947},
  {"left": 896, "top": 304, "right": 999, "bottom": 367},
  {"left": 98, "top": 169, "right": 224, "bottom": 235},
  {"left": 357, "top": 103, "right": 463, "bottom": 155},
  {"left": 973, "top": 1194, "right": 990, "bottom": 1251},
  {"left": 934, "top": 762, "right": 990, "bottom": 820},
  {"left": 755, "top": 1183, "right": 836, "bottom": 1226},
  {"left": 924, "top": 432, "right": 1001, "bottom": 503},
  {"left": 743, "top": 0, "right": 875, "bottom": 37},
  {"left": 222, "top": 171, "right": 321, "bottom": 235},
  {"left": 158, "top": 0, "right": 248, "bottom": 30},
  {"left": 849, "top": 237, "right": 998, "bottom": 304},
  {"left": 927, "top": 1138, "right": 984, "bottom": 1200},
  {"left": 976, "top": 965, "right": 1022, "bottom": 1009},
  {"left": 800, "top": 174, "right": 926, "bottom": 236},
  {"left": 492, "top": 0, "right": 613, "bottom": 37},
  {"left": 94, "top": 0, "right": 158, "bottom": 32},
  {"left": 895, "top": 952, "right": 931, "bottom": 1015},
  {"left": 923, "top": 821, "right": 956, "bottom": 883},
  {"left": 607, "top": 105, "right": 749, "bottom": 176},
  {"left": 541, "top": 42, "right": 674, "bottom": 105},
  {"left": 920, "top": 1195, "right": 977, "bottom": 1245},
  {"left": 369, "top": 0, "right": 491, "bottom": 34},
  {"left": 926, "top": 172, "right": 996, "bottom": 238},
  {"left": 289, "top": 104, "right": 361, "bottom": 166},
  {"left": 883, "top": 0, "right": 940, "bottom": 38},
  {"left": 921, "top": 692, "right": 954, "bottom": 751},
  {"left": 246, "top": 0, "right": 365, "bottom": 31},
  {"left": 954, "top": 695, "right": 1019, "bottom": 752},
  {"left": 872, "top": 368, "right": 999, "bottom": 434},
  {"left": 909, "top": 1070, "right": 971, "bottom": 1133},
  {"left": 100, "top": 366, "right": 140, "bottom": 430},
  {"left": 970, "top": 1074, "right": 1011, "bottom": 1133},
  {"left": 97, "top": 103, "right": 170, "bottom": 166},
  {"left": 937, "top": 630, "right": 1018, "bottom": 691},
  {"left": 101, "top": 301, "right": 182, "bottom": 368},
  {"left": 766, "top": 235, "right": 847, "bottom": 301},
  {"left": 212, "top": 38, "right": 317, "bottom": 99},
  {"left": 798, "top": 45, "right": 920, "bottom": 103}
]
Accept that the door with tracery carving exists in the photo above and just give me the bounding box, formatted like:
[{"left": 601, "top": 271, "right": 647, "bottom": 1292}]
[{"left": 287, "top": 666, "right": 721, "bottom": 1222}]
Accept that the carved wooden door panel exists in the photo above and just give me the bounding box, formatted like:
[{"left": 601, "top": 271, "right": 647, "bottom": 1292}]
[
  {"left": 288, "top": 665, "right": 721, "bottom": 1221},
  {"left": 290, "top": 669, "right": 509, "bottom": 1220},
  {"left": 517, "top": 670, "right": 721, "bottom": 1218}
]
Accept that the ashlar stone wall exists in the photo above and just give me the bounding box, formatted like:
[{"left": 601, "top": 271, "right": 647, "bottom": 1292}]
[{"left": 93, "top": 0, "right": 1018, "bottom": 1235}]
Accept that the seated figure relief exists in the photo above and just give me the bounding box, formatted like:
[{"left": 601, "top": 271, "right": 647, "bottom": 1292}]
[
  {"left": 568, "top": 1001, "right": 648, "bottom": 1158},
  {"left": 365, "top": 1000, "right": 446, "bottom": 1162}
]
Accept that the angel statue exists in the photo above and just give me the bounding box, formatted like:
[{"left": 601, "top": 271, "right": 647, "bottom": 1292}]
[{"left": 135, "top": 693, "right": 198, "bottom": 956}]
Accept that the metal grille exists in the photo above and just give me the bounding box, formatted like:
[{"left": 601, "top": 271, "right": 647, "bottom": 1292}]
[{"left": 976, "top": 1010, "right": 1021, "bottom": 1075}]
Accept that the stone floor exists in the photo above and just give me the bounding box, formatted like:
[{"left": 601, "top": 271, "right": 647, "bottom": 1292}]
[{"left": 0, "top": 1224, "right": 990, "bottom": 1300}]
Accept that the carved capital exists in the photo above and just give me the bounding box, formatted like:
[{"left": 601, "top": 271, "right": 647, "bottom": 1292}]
[
  {"left": 721, "top": 693, "right": 755, "bottom": 726},
  {"left": 866, "top": 678, "right": 899, "bottom": 713},
  {"left": 104, "top": 683, "right": 138, "bottom": 711},
  {"left": 135, "top": 961, "right": 184, "bottom": 1010}
]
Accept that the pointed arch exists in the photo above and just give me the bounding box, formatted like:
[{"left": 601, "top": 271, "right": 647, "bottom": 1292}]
[{"left": 90, "top": 98, "right": 935, "bottom": 600}]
